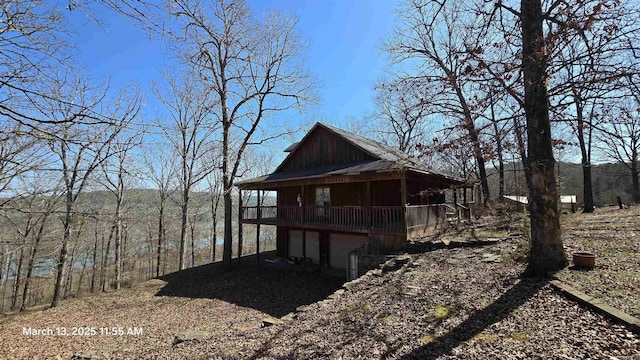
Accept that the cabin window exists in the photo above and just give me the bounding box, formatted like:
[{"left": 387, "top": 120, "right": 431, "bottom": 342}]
[{"left": 315, "top": 187, "right": 330, "bottom": 216}]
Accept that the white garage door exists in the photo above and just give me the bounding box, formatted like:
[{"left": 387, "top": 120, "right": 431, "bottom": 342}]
[
  {"left": 306, "top": 231, "right": 320, "bottom": 265},
  {"left": 329, "top": 233, "right": 368, "bottom": 270},
  {"left": 288, "top": 230, "right": 303, "bottom": 259}
]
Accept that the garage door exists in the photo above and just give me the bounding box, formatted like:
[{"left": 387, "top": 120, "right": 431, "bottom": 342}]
[
  {"left": 288, "top": 230, "right": 303, "bottom": 259},
  {"left": 329, "top": 233, "right": 368, "bottom": 270},
  {"left": 306, "top": 231, "right": 320, "bottom": 265}
]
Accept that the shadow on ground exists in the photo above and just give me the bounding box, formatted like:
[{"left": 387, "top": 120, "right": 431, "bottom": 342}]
[
  {"left": 400, "top": 278, "right": 548, "bottom": 359},
  {"left": 155, "top": 252, "right": 346, "bottom": 318}
]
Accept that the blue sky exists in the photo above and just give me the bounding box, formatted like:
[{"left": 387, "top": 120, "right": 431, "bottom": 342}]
[{"left": 65, "top": 1, "right": 399, "bottom": 128}]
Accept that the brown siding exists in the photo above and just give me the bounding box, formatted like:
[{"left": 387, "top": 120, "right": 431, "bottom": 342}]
[
  {"left": 277, "top": 126, "right": 375, "bottom": 172},
  {"left": 278, "top": 186, "right": 300, "bottom": 207},
  {"left": 331, "top": 183, "right": 367, "bottom": 206},
  {"left": 371, "top": 180, "right": 402, "bottom": 206},
  {"left": 278, "top": 181, "right": 401, "bottom": 207}
]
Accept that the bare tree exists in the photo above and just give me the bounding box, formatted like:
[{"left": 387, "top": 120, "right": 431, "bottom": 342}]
[
  {"left": 597, "top": 77, "right": 640, "bottom": 202},
  {"left": 0, "top": 173, "right": 61, "bottom": 311},
  {"left": 153, "top": 73, "right": 216, "bottom": 271},
  {"left": 100, "top": 117, "right": 144, "bottom": 290},
  {"left": 142, "top": 143, "right": 178, "bottom": 277},
  {"left": 0, "top": 1, "right": 72, "bottom": 132},
  {"left": 169, "top": 0, "right": 316, "bottom": 270},
  {"left": 33, "top": 72, "right": 141, "bottom": 307},
  {"left": 369, "top": 78, "right": 436, "bottom": 155},
  {"left": 384, "top": 0, "right": 492, "bottom": 204},
  {"left": 203, "top": 163, "right": 222, "bottom": 264},
  {"left": 521, "top": 0, "right": 566, "bottom": 276},
  {"left": 547, "top": 0, "right": 640, "bottom": 213}
]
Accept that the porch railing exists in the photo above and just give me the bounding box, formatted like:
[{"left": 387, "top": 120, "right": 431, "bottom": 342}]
[{"left": 242, "top": 204, "right": 446, "bottom": 235}]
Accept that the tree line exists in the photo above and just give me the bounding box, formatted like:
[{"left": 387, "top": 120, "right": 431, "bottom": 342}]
[
  {"left": 0, "top": 0, "right": 308, "bottom": 312},
  {"left": 2, "top": 0, "right": 639, "bottom": 310}
]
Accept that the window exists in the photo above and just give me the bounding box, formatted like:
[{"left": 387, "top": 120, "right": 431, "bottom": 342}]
[{"left": 315, "top": 187, "right": 330, "bottom": 216}]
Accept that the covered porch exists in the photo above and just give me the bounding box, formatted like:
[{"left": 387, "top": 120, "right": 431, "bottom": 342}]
[{"left": 240, "top": 204, "right": 449, "bottom": 235}]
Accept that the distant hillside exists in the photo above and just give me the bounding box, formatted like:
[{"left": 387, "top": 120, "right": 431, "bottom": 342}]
[{"left": 488, "top": 161, "right": 636, "bottom": 207}]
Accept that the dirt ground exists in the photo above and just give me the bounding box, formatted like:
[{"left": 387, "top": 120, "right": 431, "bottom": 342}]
[
  {"left": 0, "top": 209, "right": 638, "bottom": 359},
  {"left": 558, "top": 206, "right": 640, "bottom": 318}
]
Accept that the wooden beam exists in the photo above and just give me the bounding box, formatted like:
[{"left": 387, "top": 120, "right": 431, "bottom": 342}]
[
  {"left": 256, "top": 191, "right": 261, "bottom": 266},
  {"left": 366, "top": 180, "right": 372, "bottom": 229},
  {"left": 302, "top": 229, "right": 306, "bottom": 263},
  {"left": 401, "top": 170, "right": 408, "bottom": 233},
  {"left": 237, "top": 190, "right": 243, "bottom": 265}
]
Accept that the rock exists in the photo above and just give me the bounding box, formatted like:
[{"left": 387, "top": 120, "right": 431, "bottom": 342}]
[
  {"left": 296, "top": 305, "right": 311, "bottom": 312},
  {"left": 262, "top": 316, "right": 284, "bottom": 326},
  {"left": 239, "top": 324, "right": 258, "bottom": 332},
  {"left": 481, "top": 253, "right": 502, "bottom": 263},
  {"left": 280, "top": 312, "right": 297, "bottom": 321},
  {"left": 382, "top": 256, "right": 409, "bottom": 273},
  {"left": 173, "top": 330, "right": 210, "bottom": 345},
  {"left": 317, "top": 299, "right": 334, "bottom": 307},
  {"left": 369, "top": 269, "right": 383, "bottom": 276},
  {"left": 329, "top": 289, "right": 345, "bottom": 299},
  {"left": 344, "top": 278, "right": 362, "bottom": 290},
  {"left": 70, "top": 350, "right": 110, "bottom": 360}
]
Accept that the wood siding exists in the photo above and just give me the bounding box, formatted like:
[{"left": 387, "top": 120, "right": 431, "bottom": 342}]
[{"left": 277, "top": 126, "right": 375, "bottom": 172}]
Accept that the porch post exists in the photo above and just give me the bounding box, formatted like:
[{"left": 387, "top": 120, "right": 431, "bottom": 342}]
[
  {"left": 237, "top": 189, "right": 243, "bottom": 264},
  {"left": 256, "top": 190, "right": 261, "bottom": 266},
  {"left": 302, "top": 229, "right": 307, "bottom": 264},
  {"left": 301, "top": 185, "right": 305, "bottom": 223},
  {"left": 366, "top": 181, "right": 371, "bottom": 229},
  {"left": 400, "top": 170, "right": 408, "bottom": 233}
]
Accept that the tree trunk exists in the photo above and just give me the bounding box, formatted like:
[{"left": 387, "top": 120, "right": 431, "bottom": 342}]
[
  {"left": 576, "top": 100, "right": 594, "bottom": 213},
  {"left": 237, "top": 190, "right": 243, "bottom": 264},
  {"left": 114, "top": 215, "right": 122, "bottom": 290},
  {"left": 469, "top": 126, "right": 491, "bottom": 205},
  {"left": 211, "top": 192, "right": 219, "bottom": 263},
  {"left": 21, "top": 216, "right": 48, "bottom": 311},
  {"left": 1, "top": 251, "right": 12, "bottom": 313},
  {"left": 179, "top": 190, "right": 189, "bottom": 271},
  {"left": 156, "top": 202, "right": 165, "bottom": 277},
  {"left": 12, "top": 246, "right": 25, "bottom": 310},
  {"left": 582, "top": 163, "right": 594, "bottom": 212},
  {"left": 52, "top": 199, "right": 73, "bottom": 307},
  {"left": 101, "top": 224, "right": 115, "bottom": 292},
  {"left": 521, "top": 0, "right": 567, "bottom": 276},
  {"left": 453, "top": 84, "right": 490, "bottom": 204},
  {"left": 222, "top": 187, "right": 233, "bottom": 270},
  {"left": 190, "top": 220, "right": 195, "bottom": 267},
  {"left": 212, "top": 220, "right": 217, "bottom": 263},
  {"left": 632, "top": 155, "right": 639, "bottom": 203},
  {"left": 77, "top": 252, "right": 89, "bottom": 295},
  {"left": 490, "top": 91, "right": 505, "bottom": 201}
]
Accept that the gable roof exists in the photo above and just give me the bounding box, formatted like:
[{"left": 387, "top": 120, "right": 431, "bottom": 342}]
[
  {"left": 237, "top": 122, "right": 466, "bottom": 188},
  {"left": 274, "top": 122, "right": 423, "bottom": 172}
]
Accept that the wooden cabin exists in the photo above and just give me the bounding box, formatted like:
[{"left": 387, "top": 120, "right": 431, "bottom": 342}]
[{"left": 237, "top": 123, "right": 470, "bottom": 271}]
